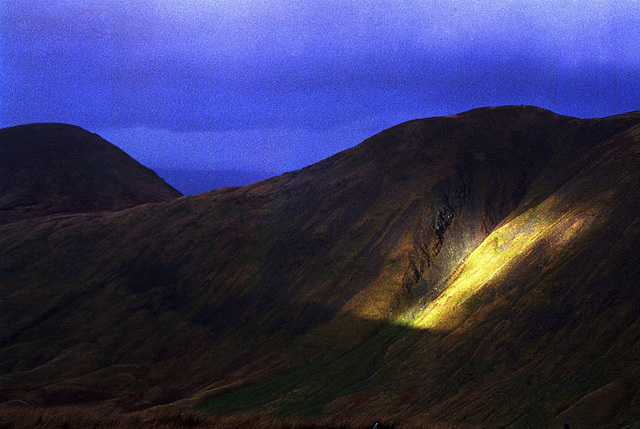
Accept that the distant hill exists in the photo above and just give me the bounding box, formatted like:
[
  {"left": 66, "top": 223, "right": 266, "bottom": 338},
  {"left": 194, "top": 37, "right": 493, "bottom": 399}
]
[
  {"left": 2, "top": 107, "right": 640, "bottom": 428},
  {"left": 0, "top": 123, "right": 181, "bottom": 224},
  {"left": 155, "top": 168, "right": 277, "bottom": 195}
]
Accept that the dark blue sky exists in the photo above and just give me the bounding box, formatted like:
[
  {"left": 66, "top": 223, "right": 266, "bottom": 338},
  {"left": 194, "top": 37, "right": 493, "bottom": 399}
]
[{"left": 2, "top": 1, "right": 639, "bottom": 174}]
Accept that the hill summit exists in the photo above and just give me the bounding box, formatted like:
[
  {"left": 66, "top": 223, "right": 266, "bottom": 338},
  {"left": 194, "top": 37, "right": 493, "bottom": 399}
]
[
  {"left": 0, "top": 123, "right": 181, "bottom": 224},
  {"left": 2, "top": 107, "right": 640, "bottom": 428}
]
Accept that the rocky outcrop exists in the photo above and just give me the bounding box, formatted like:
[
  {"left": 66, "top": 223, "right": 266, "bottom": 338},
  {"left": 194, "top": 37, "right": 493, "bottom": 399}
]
[{"left": 403, "top": 165, "right": 470, "bottom": 299}]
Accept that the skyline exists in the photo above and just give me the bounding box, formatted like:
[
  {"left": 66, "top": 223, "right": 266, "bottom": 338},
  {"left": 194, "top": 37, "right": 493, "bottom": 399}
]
[{"left": 2, "top": 1, "right": 639, "bottom": 174}]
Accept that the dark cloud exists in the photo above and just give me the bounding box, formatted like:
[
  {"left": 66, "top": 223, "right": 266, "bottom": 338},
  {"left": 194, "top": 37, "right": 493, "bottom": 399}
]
[{"left": 1, "top": 0, "right": 639, "bottom": 170}]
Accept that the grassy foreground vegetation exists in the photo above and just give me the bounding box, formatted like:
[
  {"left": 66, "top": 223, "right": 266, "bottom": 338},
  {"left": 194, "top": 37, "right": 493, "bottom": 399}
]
[{"left": 0, "top": 406, "right": 457, "bottom": 429}]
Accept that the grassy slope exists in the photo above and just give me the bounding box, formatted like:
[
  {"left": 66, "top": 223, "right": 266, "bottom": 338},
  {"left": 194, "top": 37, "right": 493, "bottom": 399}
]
[
  {"left": 2, "top": 107, "right": 640, "bottom": 427},
  {"left": 197, "top": 110, "right": 640, "bottom": 428}
]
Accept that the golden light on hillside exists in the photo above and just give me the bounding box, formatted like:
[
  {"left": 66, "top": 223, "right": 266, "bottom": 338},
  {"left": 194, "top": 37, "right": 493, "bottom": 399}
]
[{"left": 399, "top": 193, "right": 600, "bottom": 331}]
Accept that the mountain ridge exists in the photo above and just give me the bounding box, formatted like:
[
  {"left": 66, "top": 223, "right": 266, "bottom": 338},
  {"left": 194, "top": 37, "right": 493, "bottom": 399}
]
[{"left": 2, "top": 106, "right": 640, "bottom": 428}]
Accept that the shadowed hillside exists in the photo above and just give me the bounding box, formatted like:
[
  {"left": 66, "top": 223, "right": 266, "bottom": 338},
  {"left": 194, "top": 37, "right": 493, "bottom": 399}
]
[
  {"left": 0, "top": 123, "right": 181, "bottom": 224},
  {"left": 2, "top": 107, "right": 640, "bottom": 428}
]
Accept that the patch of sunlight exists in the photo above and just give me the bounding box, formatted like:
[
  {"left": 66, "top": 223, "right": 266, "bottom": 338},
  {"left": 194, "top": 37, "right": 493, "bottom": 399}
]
[{"left": 398, "top": 193, "right": 600, "bottom": 331}]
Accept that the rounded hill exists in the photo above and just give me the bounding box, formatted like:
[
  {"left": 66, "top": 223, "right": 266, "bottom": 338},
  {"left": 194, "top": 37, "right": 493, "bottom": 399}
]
[{"left": 0, "top": 123, "right": 181, "bottom": 224}]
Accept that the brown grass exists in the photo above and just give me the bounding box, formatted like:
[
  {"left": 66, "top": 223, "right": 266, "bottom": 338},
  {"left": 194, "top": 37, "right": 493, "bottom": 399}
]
[{"left": 0, "top": 406, "right": 465, "bottom": 429}]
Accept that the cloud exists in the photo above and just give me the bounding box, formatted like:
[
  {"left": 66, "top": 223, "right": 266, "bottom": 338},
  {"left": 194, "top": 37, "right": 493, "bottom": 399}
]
[{"left": 2, "top": 1, "right": 639, "bottom": 171}]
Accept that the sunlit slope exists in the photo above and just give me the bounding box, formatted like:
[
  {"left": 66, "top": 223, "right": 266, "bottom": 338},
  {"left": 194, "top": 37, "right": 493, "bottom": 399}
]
[
  {"left": 332, "top": 117, "right": 640, "bottom": 428},
  {"left": 406, "top": 188, "right": 603, "bottom": 331},
  {"left": 405, "top": 112, "right": 640, "bottom": 331},
  {"left": 420, "top": 117, "right": 640, "bottom": 332}
]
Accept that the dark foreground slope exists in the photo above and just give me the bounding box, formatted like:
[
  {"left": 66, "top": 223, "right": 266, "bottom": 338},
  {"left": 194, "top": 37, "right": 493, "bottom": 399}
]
[
  {"left": 2, "top": 107, "right": 640, "bottom": 428},
  {"left": 0, "top": 123, "right": 181, "bottom": 224}
]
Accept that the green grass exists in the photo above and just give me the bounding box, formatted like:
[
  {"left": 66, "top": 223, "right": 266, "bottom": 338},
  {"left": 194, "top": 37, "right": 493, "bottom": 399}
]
[
  {"left": 462, "top": 295, "right": 482, "bottom": 313},
  {"left": 197, "top": 325, "right": 406, "bottom": 418}
]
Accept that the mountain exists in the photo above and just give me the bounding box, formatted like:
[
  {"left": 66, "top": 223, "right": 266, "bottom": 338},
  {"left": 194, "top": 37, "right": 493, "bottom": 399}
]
[
  {"left": 1, "top": 107, "right": 640, "bottom": 428},
  {"left": 0, "top": 123, "right": 182, "bottom": 224}
]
